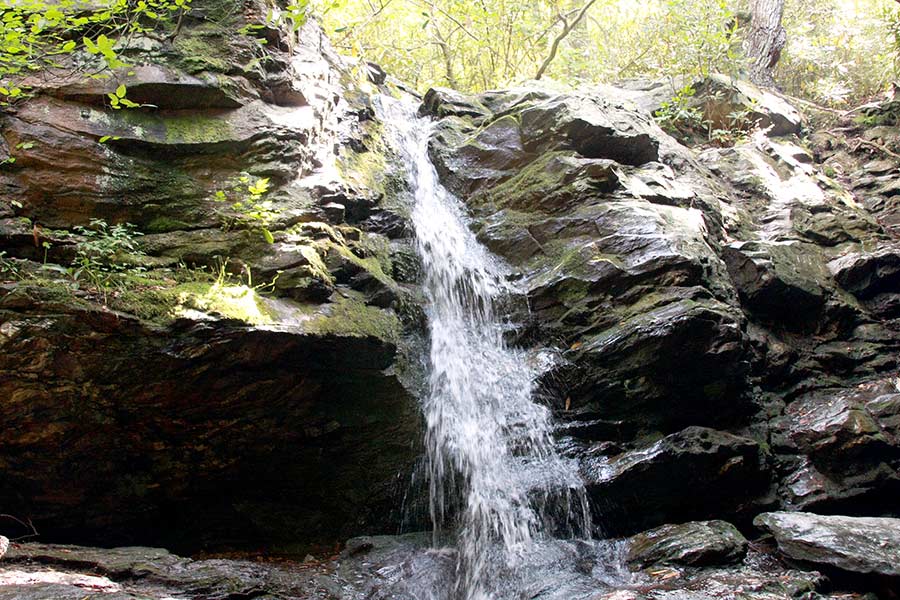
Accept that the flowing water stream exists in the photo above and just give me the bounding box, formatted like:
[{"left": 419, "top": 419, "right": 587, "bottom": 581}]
[{"left": 378, "top": 97, "right": 595, "bottom": 600}]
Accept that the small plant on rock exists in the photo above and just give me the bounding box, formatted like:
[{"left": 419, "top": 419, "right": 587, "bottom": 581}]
[
  {"left": 71, "top": 219, "right": 145, "bottom": 292},
  {"left": 212, "top": 173, "right": 279, "bottom": 243},
  {"left": 0, "top": 251, "right": 21, "bottom": 280},
  {"left": 655, "top": 84, "right": 705, "bottom": 135}
]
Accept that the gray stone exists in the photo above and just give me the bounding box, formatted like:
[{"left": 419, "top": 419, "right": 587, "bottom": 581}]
[
  {"left": 754, "top": 511, "right": 900, "bottom": 576},
  {"left": 626, "top": 520, "right": 748, "bottom": 568}
]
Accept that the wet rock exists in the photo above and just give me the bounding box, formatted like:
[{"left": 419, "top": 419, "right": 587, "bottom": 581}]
[
  {"left": 772, "top": 380, "right": 900, "bottom": 513},
  {"left": 723, "top": 240, "right": 831, "bottom": 330},
  {"left": 42, "top": 64, "right": 248, "bottom": 109},
  {"left": 419, "top": 87, "right": 490, "bottom": 120},
  {"left": 565, "top": 296, "right": 749, "bottom": 431},
  {"left": 626, "top": 520, "right": 748, "bottom": 568},
  {"left": 517, "top": 94, "right": 660, "bottom": 166},
  {"left": 754, "top": 511, "right": 900, "bottom": 577},
  {"left": 429, "top": 114, "right": 530, "bottom": 195},
  {"left": 584, "top": 427, "right": 770, "bottom": 535},
  {"left": 829, "top": 243, "right": 900, "bottom": 302}
]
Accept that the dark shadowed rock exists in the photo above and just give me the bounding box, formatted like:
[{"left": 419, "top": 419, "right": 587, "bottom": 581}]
[
  {"left": 829, "top": 243, "right": 900, "bottom": 304},
  {"left": 754, "top": 511, "right": 900, "bottom": 577},
  {"left": 772, "top": 379, "right": 900, "bottom": 513},
  {"left": 626, "top": 520, "right": 748, "bottom": 568},
  {"left": 566, "top": 296, "right": 749, "bottom": 431},
  {"left": 584, "top": 427, "right": 770, "bottom": 535},
  {"left": 0, "top": 0, "right": 424, "bottom": 555},
  {"left": 723, "top": 241, "right": 831, "bottom": 329},
  {"left": 0, "top": 285, "right": 418, "bottom": 552}
]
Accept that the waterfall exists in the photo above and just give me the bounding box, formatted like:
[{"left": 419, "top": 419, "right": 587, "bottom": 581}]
[{"left": 379, "top": 97, "right": 592, "bottom": 600}]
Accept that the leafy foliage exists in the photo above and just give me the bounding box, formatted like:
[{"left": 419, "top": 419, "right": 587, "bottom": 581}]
[
  {"left": 212, "top": 174, "right": 279, "bottom": 243},
  {"left": 0, "top": 0, "right": 192, "bottom": 105},
  {"left": 654, "top": 85, "right": 706, "bottom": 134},
  {"left": 71, "top": 219, "right": 146, "bottom": 290},
  {"left": 317, "top": 0, "right": 900, "bottom": 106},
  {"left": 777, "top": 0, "right": 898, "bottom": 106},
  {"left": 314, "top": 0, "right": 744, "bottom": 92}
]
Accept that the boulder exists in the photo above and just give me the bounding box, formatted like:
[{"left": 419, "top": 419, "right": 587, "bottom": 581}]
[
  {"left": 626, "top": 520, "right": 748, "bottom": 568},
  {"left": 697, "top": 74, "right": 803, "bottom": 137},
  {"left": 0, "top": 0, "right": 426, "bottom": 555},
  {"left": 610, "top": 76, "right": 802, "bottom": 138},
  {"left": 428, "top": 114, "right": 530, "bottom": 196},
  {"left": 517, "top": 95, "right": 660, "bottom": 165},
  {"left": 829, "top": 243, "right": 900, "bottom": 303},
  {"left": 754, "top": 511, "right": 900, "bottom": 577},
  {"left": 419, "top": 87, "right": 491, "bottom": 120},
  {"left": 565, "top": 296, "right": 749, "bottom": 431}
]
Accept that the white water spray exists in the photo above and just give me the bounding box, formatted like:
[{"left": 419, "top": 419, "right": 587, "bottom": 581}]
[{"left": 379, "top": 97, "right": 591, "bottom": 600}]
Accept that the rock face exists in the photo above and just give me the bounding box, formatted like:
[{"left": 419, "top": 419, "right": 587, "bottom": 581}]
[
  {"left": 3, "top": 0, "right": 900, "bottom": 580},
  {"left": 754, "top": 511, "right": 900, "bottom": 577},
  {"left": 0, "top": 0, "right": 422, "bottom": 551},
  {"left": 420, "top": 80, "right": 900, "bottom": 536}
]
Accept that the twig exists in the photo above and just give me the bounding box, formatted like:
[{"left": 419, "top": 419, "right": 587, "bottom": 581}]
[
  {"left": 535, "top": 0, "right": 598, "bottom": 80},
  {"left": 0, "top": 514, "right": 39, "bottom": 541},
  {"left": 851, "top": 138, "right": 900, "bottom": 160}
]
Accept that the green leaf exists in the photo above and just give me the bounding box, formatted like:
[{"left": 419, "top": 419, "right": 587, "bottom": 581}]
[
  {"left": 99, "top": 135, "right": 111, "bottom": 143},
  {"left": 247, "top": 177, "right": 269, "bottom": 195},
  {"left": 262, "top": 228, "right": 274, "bottom": 244},
  {"left": 83, "top": 37, "right": 98, "bottom": 54},
  {"left": 115, "top": 84, "right": 126, "bottom": 98}
]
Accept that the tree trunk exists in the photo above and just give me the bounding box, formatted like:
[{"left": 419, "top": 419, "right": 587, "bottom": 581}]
[{"left": 746, "top": 0, "right": 786, "bottom": 88}]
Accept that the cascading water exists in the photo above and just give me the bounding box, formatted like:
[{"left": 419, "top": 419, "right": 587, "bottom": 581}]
[{"left": 378, "top": 97, "right": 593, "bottom": 599}]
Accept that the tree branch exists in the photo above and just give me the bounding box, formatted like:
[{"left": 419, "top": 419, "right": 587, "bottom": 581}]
[{"left": 534, "top": 0, "right": 598, "bottom": 80}]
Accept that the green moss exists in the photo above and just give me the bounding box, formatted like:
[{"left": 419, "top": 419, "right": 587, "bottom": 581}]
[
  {"left": 556, "top": 278, "right": 591, "bottom": 307},
  {"left": 146, "top": 216, "right": 193, "bottom": 233},
  {"left": 336, "top": 123, "right": 390, "bottom": 196},
  {"left": 471, "top": 151, "right": 574, "bottom": 212},
  {"left": 527, "top": 239, "right": 624, "bottom": 286},
  {"left": 305, "top": 294, "right": 401, "bottom": 342},
  {"left": 330, "top": 239, "right": 395, "bottom": 288},
  {"left": 102, "top": 270, "right": 274, "bottom": 325},
  {"left": 177, "top": 280, "right": 275, "bottom": 325},
  {"left": 363, "top": 234, "right": 394, "bottom": 278},
  {"left": 173, "top": 30, "right": 234, "bottom": 74},
  {"left": 161, "top": 113, "right": 234, "bottom": 145},
  {"left": 7, "top": 278, "right": 89, "bottom": 307}
]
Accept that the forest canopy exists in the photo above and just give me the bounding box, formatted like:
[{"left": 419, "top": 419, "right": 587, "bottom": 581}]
[{"left": 313, "top": 0, "right": 900, "bottom": 106}]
